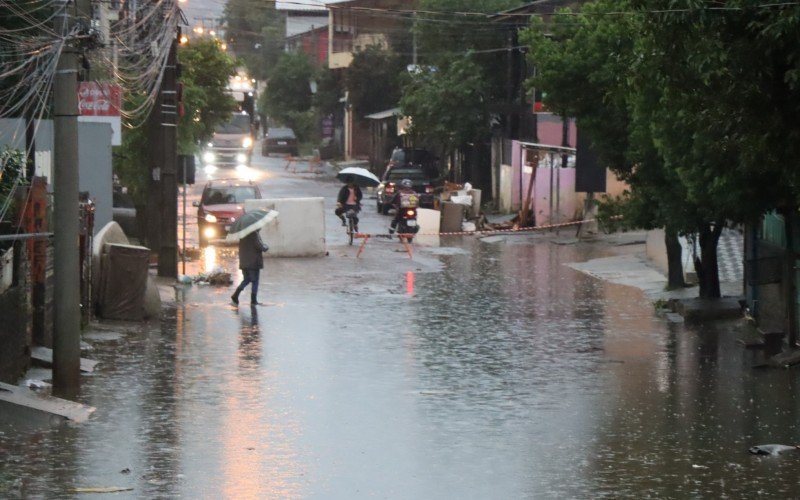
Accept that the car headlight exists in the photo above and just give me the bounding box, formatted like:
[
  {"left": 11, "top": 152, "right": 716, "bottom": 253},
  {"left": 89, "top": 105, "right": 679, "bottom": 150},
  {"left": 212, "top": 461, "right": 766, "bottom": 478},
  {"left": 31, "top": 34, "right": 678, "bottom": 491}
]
[
  {"left": 203, "top": 226, "right": 216, "bottom": 238},
  {"left": 236, "top": 153, "right": 247, "bottom": 163},
  {"left": 205, "top": 213, "right": 218, "bottom": 223},
  {"left": 242, "top": 137, "right": 253, "bottom": 148},
  {"left": 202, "top": 151, "right": 215, "bottom": 163}
]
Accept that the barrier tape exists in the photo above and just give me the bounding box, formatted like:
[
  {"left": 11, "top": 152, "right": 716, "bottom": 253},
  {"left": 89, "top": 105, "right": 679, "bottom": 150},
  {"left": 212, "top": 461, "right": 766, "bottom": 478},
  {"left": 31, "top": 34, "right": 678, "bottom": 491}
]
[{"left": 352, "top": 216, "right": 609, "bottom": 258}]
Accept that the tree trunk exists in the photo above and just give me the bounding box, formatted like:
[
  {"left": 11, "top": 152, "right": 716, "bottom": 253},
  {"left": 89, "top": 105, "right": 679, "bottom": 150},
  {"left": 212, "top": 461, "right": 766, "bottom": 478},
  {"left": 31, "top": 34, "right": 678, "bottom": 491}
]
[
  {"left": 693, "top": 222, "right": 723, "bottom": 299},
  {"left": 665, "top": 226, "right": 685, "bottom": 289}
]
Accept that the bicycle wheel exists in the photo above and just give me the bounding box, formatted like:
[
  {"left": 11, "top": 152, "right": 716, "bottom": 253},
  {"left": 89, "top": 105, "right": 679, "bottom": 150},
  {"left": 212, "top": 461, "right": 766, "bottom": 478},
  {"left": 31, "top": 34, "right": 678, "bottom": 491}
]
[{"left": 348, "top": 217, "right": 355, "bottom": 245}]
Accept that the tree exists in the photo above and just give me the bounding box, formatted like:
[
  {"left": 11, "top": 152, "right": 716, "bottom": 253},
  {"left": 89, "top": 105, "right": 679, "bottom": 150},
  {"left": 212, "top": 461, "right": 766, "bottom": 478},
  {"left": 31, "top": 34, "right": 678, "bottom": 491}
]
[
  {"left": 400, "top": 56, "right": 489, "bottom": 154},
  {"left": 520, "top": 1, "right": 688, "bottom": 290},
  {"left": 177, "top": 38, "right": 238, "bottom": 153},
  {"left": 114, "top": 38, "right": 236, "bottom": 205},
  {"left": 346, "top": 46, "right": 405, "bottom": 117},
  {"left": 261, "top": 51, "right": 317, "bottom": 142},
  {"left": 224, "top": 0, "right": 285, "bottom": 80},
  {"left": 523, "top": 0, "right": 800, "bottom": 298}
]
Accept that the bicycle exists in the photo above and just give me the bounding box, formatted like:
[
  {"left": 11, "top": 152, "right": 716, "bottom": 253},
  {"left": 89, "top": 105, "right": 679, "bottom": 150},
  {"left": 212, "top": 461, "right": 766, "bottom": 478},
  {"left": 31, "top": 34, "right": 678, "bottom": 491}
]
[{"left": 345, "top": 206, "right": 360, "bottom": 245}]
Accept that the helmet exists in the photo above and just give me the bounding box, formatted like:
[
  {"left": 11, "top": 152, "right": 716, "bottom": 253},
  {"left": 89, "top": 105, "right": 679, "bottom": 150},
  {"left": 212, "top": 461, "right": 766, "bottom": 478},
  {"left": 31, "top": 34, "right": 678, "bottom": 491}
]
[{"left": 400, "top": 179, "right": 413, "bottom": 189}]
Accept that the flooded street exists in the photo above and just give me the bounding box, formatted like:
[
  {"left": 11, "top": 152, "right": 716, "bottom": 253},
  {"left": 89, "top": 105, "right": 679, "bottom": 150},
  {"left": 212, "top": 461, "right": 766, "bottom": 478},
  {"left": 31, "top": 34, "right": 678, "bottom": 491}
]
[{"left": 3, "top": 154, "right": 800, "bottom": 498}]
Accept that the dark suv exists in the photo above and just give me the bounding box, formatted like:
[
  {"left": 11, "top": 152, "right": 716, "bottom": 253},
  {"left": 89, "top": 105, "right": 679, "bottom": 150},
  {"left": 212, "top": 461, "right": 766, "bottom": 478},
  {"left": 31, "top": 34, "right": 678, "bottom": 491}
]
[
  {"left": 386, "top": 147, "right": 439, "bottom": 175},
  {"left": 376, "top": 168, "right": 439, "bottom": 214},
  {"left": 193, "top": 179, "right": 262, "bottom": 246}
]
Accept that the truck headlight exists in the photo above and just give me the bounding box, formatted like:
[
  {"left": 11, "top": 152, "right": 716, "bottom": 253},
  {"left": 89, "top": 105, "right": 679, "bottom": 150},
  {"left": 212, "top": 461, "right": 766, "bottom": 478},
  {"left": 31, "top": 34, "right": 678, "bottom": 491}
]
[
  {"left": 205, "top": 214, "right": 218, "bottom": 223},
  {"left": 242, "top": 137, "right": 253, "bottom": 148},
  {"left": 236, "top": 153, "right": 247, "bottom": 163},
  {"left": 203, "top": 151, "right": 215, "bottom": 163}
]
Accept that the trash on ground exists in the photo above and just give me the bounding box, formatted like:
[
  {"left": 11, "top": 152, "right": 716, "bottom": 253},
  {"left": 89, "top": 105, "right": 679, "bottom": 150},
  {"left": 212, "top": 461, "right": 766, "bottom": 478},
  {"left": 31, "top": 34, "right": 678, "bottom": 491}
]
[{"left": 192, "top": 267, "right": 233, "bottom": 286}]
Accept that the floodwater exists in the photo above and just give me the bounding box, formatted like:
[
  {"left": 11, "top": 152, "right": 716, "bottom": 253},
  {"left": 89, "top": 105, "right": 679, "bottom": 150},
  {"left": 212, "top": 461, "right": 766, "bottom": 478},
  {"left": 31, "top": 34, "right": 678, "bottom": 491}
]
[{"left": 3, "top": 162, "right": 800, "bottom": 498}]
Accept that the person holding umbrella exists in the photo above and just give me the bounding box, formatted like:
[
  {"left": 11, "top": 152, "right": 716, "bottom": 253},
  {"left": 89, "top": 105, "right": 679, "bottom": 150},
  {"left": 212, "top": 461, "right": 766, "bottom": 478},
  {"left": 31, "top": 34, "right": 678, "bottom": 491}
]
[
  {"left": 227, "top": 208, "right": 278, "bottom": 306},
  {"left": 335, "top": 175, "right": 362, "bottom": 231}
]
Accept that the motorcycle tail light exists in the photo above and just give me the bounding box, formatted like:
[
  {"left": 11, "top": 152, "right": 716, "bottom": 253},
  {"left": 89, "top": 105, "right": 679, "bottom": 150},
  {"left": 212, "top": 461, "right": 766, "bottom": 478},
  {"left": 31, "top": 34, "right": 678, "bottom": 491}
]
[
  {"left": 405, "top": 209, "right": 416, "bottom": 217},
  {"left": 425, "top": 185, "right": 434, "bottom": 193},
  {"left": 386, "top": 183, "right": 395, "bottom": 193}
]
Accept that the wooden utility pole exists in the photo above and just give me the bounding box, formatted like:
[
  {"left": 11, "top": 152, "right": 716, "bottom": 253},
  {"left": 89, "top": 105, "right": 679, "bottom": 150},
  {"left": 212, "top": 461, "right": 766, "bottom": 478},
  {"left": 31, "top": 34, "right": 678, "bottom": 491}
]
[{"left": 52, "top": 0, "right": 91, "bottom": 400}]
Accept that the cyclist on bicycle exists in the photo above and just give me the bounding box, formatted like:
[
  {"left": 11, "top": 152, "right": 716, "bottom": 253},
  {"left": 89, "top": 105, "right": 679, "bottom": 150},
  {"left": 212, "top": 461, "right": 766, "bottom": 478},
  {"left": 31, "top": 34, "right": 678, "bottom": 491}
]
[{"left": 336, "top": 175, "right": 362, "bottom": 231}]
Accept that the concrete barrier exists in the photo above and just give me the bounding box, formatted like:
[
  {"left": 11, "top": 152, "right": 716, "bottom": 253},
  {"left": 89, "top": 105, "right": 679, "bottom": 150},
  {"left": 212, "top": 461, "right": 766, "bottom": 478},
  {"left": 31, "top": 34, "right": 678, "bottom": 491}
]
[
  {"left": 245, "top": 198, "right": 326, "bottom": 257},
  {"left": 416, "top": 208, "right": 440, "bottom": 247}
]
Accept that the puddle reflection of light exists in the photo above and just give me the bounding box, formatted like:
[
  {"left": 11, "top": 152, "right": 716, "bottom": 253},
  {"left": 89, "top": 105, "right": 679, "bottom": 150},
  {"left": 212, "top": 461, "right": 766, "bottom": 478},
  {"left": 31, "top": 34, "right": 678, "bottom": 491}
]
[
  {"left": 406, "top": 271, "right": 414, "bottom": 296},
  {"left": 203, "top": 245, "right": 217, "bottom": 272}
]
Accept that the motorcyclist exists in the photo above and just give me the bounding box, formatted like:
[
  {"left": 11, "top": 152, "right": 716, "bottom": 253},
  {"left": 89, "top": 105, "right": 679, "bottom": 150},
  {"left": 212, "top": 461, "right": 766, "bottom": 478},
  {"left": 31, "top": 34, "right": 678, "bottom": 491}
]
[
  {"left": 389, "top": 178, "right": 419, "bottom": 234},
  {"left": 335, "top": 175, "right": 362, "bottom": 231}
]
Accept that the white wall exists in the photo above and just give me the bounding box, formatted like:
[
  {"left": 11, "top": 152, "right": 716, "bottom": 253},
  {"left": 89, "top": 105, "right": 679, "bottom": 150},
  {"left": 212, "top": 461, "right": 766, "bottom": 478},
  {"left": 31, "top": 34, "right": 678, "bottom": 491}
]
[{"left": 245, "top": 198, "right": 326, "bottom": 257}]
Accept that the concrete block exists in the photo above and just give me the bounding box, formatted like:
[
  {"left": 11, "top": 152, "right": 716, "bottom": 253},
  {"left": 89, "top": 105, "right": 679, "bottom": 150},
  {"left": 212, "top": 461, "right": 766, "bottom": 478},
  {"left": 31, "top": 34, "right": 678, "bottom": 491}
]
[
  {"left": 416, "top": 208, "right": 440, "bottom": 247},
  {"left": 675, "top": 297, "right": 743, "bottom": 322},
  {"left": 245, "top": 198, "right": 326, "bottom": 257}
]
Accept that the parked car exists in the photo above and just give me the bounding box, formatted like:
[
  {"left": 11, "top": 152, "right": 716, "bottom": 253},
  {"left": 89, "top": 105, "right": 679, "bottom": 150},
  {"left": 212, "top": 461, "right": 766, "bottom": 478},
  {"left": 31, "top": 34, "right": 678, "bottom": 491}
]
[
  {"left": 112, "top": 190, "right": 138, "bottom": 239},
  {"left": 385, "top": 147, "right": 439, "bottom": 178},
  {"left": 262, "top": 127, "right": 298, "bottom": 156},
  {"left": 193, "top": 179, "right": 262, "bottom": 246},
  {"left": 376, "top": 167, "right": 438, "bottom": 214}
]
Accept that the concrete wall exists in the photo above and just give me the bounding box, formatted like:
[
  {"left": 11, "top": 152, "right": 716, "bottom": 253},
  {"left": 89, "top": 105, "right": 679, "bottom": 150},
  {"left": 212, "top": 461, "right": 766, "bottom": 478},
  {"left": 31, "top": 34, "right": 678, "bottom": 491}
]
[
  {"left": 245, "top": 198, "right": 326, "bottom": 257},
  {"left": 0, "top": 119, "right": 113, "bottom": 234}
]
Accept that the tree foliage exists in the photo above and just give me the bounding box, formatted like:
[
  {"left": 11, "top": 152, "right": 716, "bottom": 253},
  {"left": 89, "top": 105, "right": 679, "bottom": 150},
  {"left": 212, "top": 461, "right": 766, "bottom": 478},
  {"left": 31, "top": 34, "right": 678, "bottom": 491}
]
[
  {"left": 261, "top": 52, "right": 316, "bottom": 141},
  {"left": 400, "top": 0, "right": 526, "bottom": 151},
  {"left": 522, "top": 0, "right": 800, "bottom": 298},
  {"left": 114, "top": 38, "right": 235, "bottom": 205},
  {"left": 224, "top": 0, "right": 285, "bottom": 80},
  {"left": 400, "top": 56, "right": 489, "bottom": 153},
  {"left": 177, "top": 38, "right": 238, "bottom": 153},
  {"left": 346, "top": 46, "right": 405, "bottom": 117}
]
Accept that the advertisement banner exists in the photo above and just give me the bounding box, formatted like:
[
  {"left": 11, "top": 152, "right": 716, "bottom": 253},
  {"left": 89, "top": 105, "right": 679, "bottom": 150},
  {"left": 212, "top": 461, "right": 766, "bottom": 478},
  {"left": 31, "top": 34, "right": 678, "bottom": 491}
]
[{"left": 78, "top": 82, "right": 122, "bottom": 117}]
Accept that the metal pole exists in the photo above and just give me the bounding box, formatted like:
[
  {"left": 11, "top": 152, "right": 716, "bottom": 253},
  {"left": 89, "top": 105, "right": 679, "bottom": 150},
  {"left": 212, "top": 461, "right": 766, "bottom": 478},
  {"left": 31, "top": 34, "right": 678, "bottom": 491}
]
[
  {"left": 52, "top": 0, "right": 89, "bottom": 400},
  {"left": 182, "top": 162, "right": 186, "bottom": 277}
]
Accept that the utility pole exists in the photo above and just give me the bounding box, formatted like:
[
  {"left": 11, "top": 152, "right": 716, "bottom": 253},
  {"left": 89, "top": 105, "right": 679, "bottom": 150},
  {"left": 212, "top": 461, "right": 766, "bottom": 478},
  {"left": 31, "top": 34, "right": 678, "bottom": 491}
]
[
  {"left": 146, "top": 15, "right": 179, "bottom": 278},
  {"left": 159, "top": 35, "right": 179, "bottom": 278},
  {"left": 52, "top": 0, "right": 91, "bottom": 400}
]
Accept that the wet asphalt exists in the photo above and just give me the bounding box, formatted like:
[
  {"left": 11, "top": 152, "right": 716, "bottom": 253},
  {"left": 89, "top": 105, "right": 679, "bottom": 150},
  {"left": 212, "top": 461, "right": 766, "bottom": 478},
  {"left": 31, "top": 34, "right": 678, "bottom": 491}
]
[{"left": 2, "top": 151, "right": 800, "bottom": 498}]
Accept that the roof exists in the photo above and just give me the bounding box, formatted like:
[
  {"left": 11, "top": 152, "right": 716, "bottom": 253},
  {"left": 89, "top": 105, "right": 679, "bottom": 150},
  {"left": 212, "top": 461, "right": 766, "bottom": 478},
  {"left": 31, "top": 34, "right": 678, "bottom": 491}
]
[
  {"left": 365, "top": 107, "right": 401, "bottom": 120},
  {"left": 275, "top": 0, "right": 343, "bottom": 12}
]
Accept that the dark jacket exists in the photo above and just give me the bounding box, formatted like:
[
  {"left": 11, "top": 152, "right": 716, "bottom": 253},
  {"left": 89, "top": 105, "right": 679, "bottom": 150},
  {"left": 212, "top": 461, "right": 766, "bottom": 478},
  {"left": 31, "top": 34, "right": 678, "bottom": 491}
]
[
  {"left": 238, "top": 231, "right": 268, "bottom": 270},
  {"left": 337, "top": 185, "right": 363, "bottom": 205}
]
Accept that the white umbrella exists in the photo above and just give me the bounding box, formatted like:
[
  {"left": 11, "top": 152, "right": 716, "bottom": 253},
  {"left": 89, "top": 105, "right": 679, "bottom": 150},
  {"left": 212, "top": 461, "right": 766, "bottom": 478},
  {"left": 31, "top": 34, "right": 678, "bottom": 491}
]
[
  {"left": 225, "top": 209, "right": 279, "bottom": 242},
  {"left": 337, "top": 166, "right": 381, "bottom": 187}
]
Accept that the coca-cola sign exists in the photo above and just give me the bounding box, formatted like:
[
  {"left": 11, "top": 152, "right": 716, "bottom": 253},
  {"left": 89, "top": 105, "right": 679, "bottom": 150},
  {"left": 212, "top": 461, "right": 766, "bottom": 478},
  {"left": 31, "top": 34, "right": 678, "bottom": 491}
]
[{"left": 78, "top": 82, "right": 121, "bottom": 117}]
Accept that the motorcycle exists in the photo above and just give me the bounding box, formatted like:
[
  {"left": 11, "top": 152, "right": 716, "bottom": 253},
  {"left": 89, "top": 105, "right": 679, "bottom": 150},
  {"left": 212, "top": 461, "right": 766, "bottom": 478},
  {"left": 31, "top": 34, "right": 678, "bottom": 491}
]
[{"left": 396, "top": 207, "right": 420, "bottom": 243}]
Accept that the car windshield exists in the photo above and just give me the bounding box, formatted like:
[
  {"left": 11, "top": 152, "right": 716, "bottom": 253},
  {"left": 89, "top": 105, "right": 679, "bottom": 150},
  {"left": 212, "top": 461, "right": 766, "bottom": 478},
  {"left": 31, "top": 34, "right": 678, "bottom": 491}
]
[
  {"left": 391, "top": 149, "right": 433, "bottom": 165},
  {"left": 202, "top": 186, "right": 258, "bottom": 205},
  {"left": 385, "top": 169, "right": 431, "bottom": 183},
  {"left": 267, "top": 128, "right": 296, "bottom": 139},
  {"left": 215, "top": 114, "right": 250, "bottom": 134}
]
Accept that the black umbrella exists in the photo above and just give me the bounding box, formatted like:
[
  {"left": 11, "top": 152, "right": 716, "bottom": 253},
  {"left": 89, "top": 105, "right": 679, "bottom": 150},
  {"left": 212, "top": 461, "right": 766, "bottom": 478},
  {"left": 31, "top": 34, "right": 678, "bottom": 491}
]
[{"left": 225, "top": 209, "right": 278, "bottom": 242}]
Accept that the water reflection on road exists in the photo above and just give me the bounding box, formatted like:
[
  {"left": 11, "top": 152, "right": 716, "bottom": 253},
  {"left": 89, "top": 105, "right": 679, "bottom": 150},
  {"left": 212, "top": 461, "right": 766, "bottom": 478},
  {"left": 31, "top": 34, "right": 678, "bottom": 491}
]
[{"left": 2, "top": 235, "right": 800, "bottom": 498}]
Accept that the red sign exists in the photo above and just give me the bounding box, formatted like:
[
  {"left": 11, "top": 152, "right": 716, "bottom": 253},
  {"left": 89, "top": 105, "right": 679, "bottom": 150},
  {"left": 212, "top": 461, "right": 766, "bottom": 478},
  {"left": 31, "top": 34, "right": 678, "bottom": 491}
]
[{"left": 78, "top": 83, "right": 122, "bottom": 117}]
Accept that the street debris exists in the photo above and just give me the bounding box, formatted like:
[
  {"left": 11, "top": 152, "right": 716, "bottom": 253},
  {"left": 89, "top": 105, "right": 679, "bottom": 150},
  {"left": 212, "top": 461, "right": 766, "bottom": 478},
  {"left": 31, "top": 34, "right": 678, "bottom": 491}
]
[
  {"left": 748, "top": 444, "right": 800, "bottom": 455},
  {"left": 73, "top": 486, "right": 134, "bottom": 493},
  {"left": 191, "top": 267, "right": 233, "bottom": 286}
]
